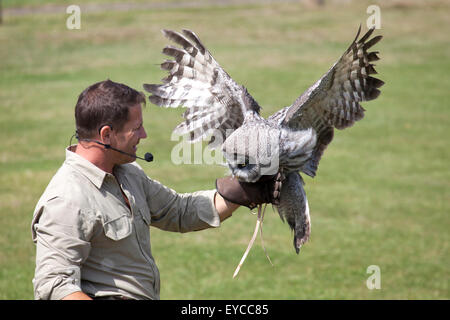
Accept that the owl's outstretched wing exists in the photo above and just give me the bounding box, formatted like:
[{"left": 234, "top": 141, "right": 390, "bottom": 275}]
[
  {"left": 144, "top": 29, "right": 260, "bottom": 146},
  {"left": 269, "top": 26, "right": 384, "bottom": 177}
]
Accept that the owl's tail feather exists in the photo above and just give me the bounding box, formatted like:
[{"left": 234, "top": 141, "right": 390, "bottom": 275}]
[{"left": 276, "top": 172, "right": 311, "bottom": 254}]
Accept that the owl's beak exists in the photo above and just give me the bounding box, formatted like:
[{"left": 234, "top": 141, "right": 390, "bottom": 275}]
[{"left": 228, "top": 164, "right": 237, "bottom": 178}]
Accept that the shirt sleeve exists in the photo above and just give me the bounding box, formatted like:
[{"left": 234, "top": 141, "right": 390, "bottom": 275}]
[
  {"left": 142, "top": 177, "right": 221, "bottom": 232},
  {"left": 31, "top": 197, "right": 94, "bottom": 300}
]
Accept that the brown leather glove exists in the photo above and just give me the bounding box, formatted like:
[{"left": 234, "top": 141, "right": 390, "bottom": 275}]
[{"left": 216, "top": 172, "right": 284, "bottom": 209}]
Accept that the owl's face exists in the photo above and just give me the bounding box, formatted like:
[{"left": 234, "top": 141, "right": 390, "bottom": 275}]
[{"left": 222, "top": 124, "right": 280, "bottom": 183}]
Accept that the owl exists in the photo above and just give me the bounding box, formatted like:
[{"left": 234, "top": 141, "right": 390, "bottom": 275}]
[{"left": 144, "top": 26, "right": 383, "bottom": 255}]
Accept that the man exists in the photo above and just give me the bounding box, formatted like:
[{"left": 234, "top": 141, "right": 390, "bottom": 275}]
[{"left": 31, "top": 80, "right": 277, "bottom": 300}]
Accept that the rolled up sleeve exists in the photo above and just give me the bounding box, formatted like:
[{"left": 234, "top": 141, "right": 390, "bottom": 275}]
[
  {"left": 32, "top": 197, "right": 93, "bottom": 300},
  {"left": 143, "top": 177, "right": 220, "bottom": 232}
]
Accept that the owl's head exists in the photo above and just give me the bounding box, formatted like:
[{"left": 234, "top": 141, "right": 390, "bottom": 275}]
[{"left": 222, "top": 123, "right": 280, "bottom": 183}]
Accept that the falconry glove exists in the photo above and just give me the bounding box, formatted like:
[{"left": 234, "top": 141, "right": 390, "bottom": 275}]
[{"left": 216, "top": 172, "right": 285, "bottom": 209}]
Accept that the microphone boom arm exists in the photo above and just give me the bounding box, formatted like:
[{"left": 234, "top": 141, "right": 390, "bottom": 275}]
[{"left": 76, "top": 137, "right": 153, "bottom": 163}]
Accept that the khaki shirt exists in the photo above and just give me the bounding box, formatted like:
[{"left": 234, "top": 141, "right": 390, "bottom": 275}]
[{"left": 31, "top": 146, "right": 220, "bottom": 300}]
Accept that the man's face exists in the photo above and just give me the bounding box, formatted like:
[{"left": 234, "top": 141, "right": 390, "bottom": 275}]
[{"left": 111, "top": 104, "right": 147, "bottom": 164}]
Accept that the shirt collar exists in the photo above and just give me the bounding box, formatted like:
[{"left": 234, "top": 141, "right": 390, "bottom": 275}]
[{"left": 65, "top": 145, "right": 109, "bottom": 189}]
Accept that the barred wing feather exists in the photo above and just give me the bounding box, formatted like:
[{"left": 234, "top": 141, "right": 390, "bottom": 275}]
[
  {"left": 270, "top": 26, "right": 384, "bottom": 177},
  {"left": 144, "top": 29, "right": 260, "bottom": 144}
]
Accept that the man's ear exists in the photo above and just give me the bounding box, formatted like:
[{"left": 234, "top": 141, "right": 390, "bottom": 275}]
[{"left": 99, "top": 125, "right": 113, "bottom": 144}]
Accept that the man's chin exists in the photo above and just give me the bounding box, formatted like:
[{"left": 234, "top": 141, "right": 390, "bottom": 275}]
[
  {"left": 126, "top": 153, "right": 137, "bottom": 162},
  {"left": 117, "top": 152, "right": 137, "bottom": 165}
]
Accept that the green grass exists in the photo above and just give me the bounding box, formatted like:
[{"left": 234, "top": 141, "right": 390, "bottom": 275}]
[
  {"left": 2, "top": 0, "right": 209, "bottom": 9},
  {"left": 0, "top": 0, "right": 449, "bottom": 299}
]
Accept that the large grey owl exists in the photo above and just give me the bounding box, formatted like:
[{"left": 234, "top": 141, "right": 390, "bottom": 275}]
[{"left": 144, "top": 26, "right": 383, "bottom": 254}]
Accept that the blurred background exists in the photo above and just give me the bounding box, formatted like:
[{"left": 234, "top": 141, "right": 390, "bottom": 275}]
[{"left": 0, "top": 0, "right": 448, "bottom": 299}]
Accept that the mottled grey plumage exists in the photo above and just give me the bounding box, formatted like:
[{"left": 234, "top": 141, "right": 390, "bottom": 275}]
[
  {"left": 278, "top": 172, "right": 310, "bottom": 254},
  {"left": 144, "top": 26, "right": 384, "bottom": 253}
]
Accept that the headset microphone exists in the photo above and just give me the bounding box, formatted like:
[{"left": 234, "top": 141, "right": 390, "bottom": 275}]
[
  {"left": 104, "top": 142, "right": 154, "bottom": 162},
  {"left": 144, "top": 152, "right": 154, "bottom": 162},
  {"left": 76, "top": 136, "right": 154, "bottom": 163}
]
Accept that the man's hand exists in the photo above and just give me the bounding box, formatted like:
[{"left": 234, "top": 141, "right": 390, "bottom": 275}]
[{"left": 216, "top": 172, "right": 284, "bottom": 209}]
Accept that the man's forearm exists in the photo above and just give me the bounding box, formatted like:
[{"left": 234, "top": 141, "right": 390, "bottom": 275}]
[
  {"left": 62, "top": 291, "right": 93, "bottom": 300},
  {"left": 214, "top": 192, "right": 239, "bottom": 222}
]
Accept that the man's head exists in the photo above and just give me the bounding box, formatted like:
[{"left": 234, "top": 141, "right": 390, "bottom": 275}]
[
  {"left": 75, "top": 79, "right": 146, "bottom": 139},
  {"left": 75, "top": 80, "right": 148, "bottom": 167}
]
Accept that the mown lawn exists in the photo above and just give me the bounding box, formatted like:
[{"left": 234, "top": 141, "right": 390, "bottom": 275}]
[{"left": 0, "top": 0, "right": 448, "bottom": 299}]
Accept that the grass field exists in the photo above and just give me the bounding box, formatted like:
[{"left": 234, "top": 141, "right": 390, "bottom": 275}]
[{"left": 0, "top": 0, "right": 449, "bottom": 299}]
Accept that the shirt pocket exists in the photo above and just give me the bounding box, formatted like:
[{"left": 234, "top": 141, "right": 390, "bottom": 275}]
[{"left": 102, "top": 214, "right": 132, "bottom": 241}]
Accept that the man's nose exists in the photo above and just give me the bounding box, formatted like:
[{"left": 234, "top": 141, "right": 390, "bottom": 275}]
[{"left": 140, "top": 127, "right": 148, "bottom": 139}]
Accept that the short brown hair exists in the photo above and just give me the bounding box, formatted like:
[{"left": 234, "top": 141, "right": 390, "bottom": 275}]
[{"left": 75, "top": 79, "right": 146, "bottom": 139}]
